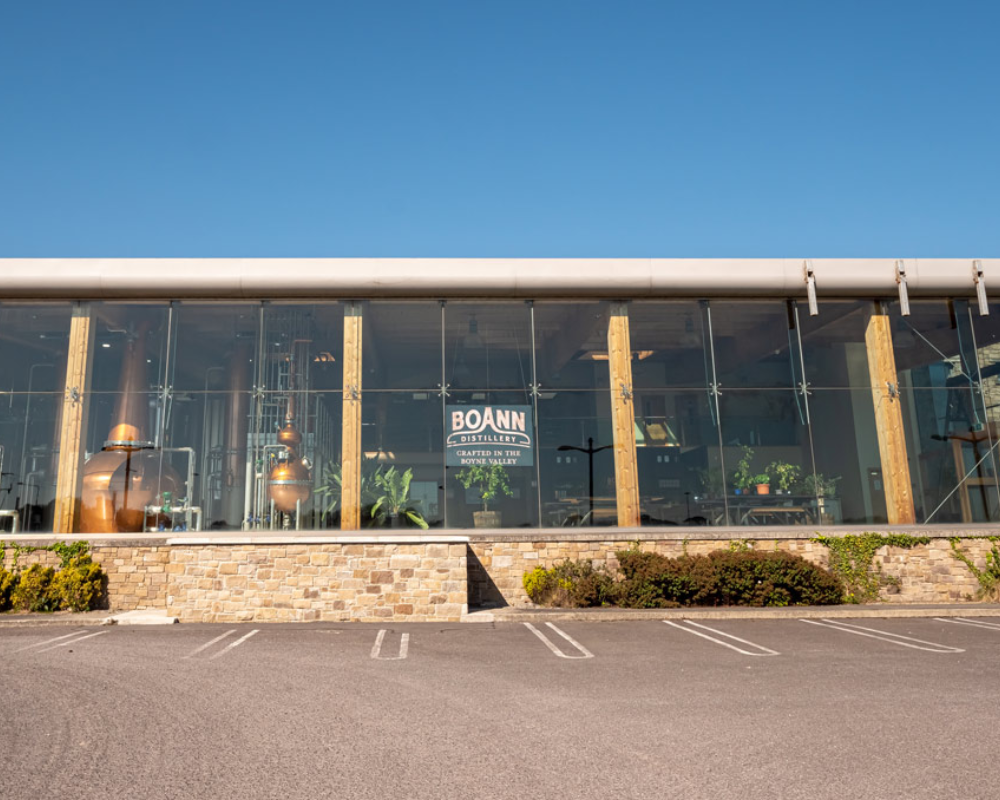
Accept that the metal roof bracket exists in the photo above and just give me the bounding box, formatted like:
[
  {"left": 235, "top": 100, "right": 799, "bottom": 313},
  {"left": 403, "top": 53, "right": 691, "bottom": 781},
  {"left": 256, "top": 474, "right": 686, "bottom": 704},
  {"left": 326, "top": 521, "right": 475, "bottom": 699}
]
[
  {"left": 895, "top": 260, "right": 910, "bottom": 316},
  {"left": 974, "top": 260, "right": 989, "bottom": 316},
  {"left": 804, "top": 260, "right": 819, "bottom": 316}
]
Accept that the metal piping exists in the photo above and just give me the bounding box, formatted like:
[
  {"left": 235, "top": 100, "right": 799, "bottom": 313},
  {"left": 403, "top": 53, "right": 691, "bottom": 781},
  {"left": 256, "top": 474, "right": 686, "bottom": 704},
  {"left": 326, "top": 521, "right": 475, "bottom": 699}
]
[{"left": 0, "top": 258, "right": 995, "bottom": 299}]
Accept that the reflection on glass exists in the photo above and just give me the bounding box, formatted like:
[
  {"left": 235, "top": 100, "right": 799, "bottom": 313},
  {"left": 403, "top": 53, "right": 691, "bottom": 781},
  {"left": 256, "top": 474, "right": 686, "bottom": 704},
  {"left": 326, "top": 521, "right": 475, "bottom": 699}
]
[
  {"left": 717, "top": 390, "right": 815, "bottom": 526},
  {"left": 533, "top": 302, "right": 612, "bottom": 389},
  {"left": 90, "top": 304, "right": 170, "bottom": 394},
  {"left": 0, "top": 393, "right": 63, "bottom": 532},
  {"left": 168, "top": 303, "right": 260, "bottom": 391},
  {"left": 0, "top": 304, "right": 72, "bottom": 533},
  {"left": 537, "top": 391, "right": 617, "bottom": 527},
  {"left": 797, "top": 300, "right": 874, "bottom": 389},
  {"left": 709, "top": 301, "right": 801, "bottom": 390},
  {"left": 629, "top": 301, "right": 712, "bottom": 389},
  {"left": 901, "top": 388, "right": 999, "bottom": 523},
  {"left": 0, "top": 304, "right": 72, "bottom": 392},
  {"left": 445, "top": 303, "right": 533, "bottom": 391},
  {"left": 360, "top": 392, "right": 443, "bottom": 528},
  {"left": 808, "top": 390, "right": 887, "bottom": 524},
  {"left": 82, "top": 304, "right": 176, "bottom": 533},
  {"left": 634, "top": 390, "right": 722, "bottom": 526},
  {"left": 364, "top": 302, "right": 443, "bottom": 390}
]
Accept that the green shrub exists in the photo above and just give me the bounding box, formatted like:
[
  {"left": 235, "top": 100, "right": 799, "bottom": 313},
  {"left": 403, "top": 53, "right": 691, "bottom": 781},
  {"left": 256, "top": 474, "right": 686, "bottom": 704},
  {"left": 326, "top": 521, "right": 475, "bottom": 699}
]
[
  {"left": 0, "top": 567, "right": 17, "bottom": 611},
  {"left": 522, "top": 559, "right": 615, "bottom": 607},
  {"left": 526, "top": 547, "right": 843, "bottom": 609},
  {"left": 49, "top": 555, "right": 106, "bottom": 612},
  {"left": 616, "top": 549, "right": 697, "bottom": 608},
  {"left": 10, "top": 564, "right": 57, "bottom": 612},
  {"left": 697, "top": 550, "right": 842, "bottom": 607}
]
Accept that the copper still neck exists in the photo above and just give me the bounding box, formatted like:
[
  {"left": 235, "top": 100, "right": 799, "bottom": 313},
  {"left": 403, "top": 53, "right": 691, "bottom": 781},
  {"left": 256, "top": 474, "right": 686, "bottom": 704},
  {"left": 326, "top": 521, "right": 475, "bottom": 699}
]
[{"left": 106, "top": 327, "right": 152, "bottom": 450}]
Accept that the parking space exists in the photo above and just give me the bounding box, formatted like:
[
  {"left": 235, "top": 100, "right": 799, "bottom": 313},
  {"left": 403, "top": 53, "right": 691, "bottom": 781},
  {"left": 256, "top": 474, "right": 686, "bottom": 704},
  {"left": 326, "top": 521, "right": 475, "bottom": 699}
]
[
  {"left": 4, "top": 615, "right": 1000, "bottom": 800},
  {"left": 3, "top": 615, "right": 999, "bottom": 672}
]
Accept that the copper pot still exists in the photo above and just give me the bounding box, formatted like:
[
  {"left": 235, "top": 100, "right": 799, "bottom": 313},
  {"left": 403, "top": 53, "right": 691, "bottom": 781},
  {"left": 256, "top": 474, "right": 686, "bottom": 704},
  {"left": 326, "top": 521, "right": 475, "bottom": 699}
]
[
  {"left": 80, "top": 327, "right": 181, "bottom": 534},
  {"left": 267, "top": 349, "right": 312, "bottom": 515}
]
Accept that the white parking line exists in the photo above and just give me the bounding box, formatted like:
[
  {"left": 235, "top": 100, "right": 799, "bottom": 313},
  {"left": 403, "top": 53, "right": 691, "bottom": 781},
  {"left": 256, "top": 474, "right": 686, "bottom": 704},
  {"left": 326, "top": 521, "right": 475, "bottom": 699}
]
[
  {"left": 370, "top": 629, "right": 410, "bottom": 660},
  {"left": 183, "top": 629, "right": 237, "bottom": 659},
  {"left": 523, "top": 622, "right": 594, "bottom": 659},
  {"left": 14, "top": 629, "right": 95, "bottom": 653},
  {"left": 208, "top": 629, "right": 259, "bottom": 660},
  {"left": 36, "top": 630, "right": 108, "bottom": 653},
  {"left": 801, "top": 619, "right": 964, "bottom": 653},
  {"left": 935, "top": 617, "right": 1000, "bottom": 631},
  {"left": 663, "top": 620, "right": 779, "bottom": 656}
]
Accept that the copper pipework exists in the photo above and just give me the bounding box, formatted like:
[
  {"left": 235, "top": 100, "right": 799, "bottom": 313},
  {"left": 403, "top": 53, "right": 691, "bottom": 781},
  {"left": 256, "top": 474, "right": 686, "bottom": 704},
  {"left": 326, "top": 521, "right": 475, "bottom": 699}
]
[
  {"left": 268, "top": 338, "right": 312, "bottom": 515},
  {"left": 80, "top": 324, "right": 180, "bottom": 533}
]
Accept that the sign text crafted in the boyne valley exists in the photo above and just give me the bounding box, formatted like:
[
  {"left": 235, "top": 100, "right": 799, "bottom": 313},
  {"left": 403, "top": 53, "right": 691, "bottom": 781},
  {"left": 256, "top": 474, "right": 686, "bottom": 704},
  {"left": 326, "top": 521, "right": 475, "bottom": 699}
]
[{"left": 445, "top": 405, "right": 534, "bottom": 467}]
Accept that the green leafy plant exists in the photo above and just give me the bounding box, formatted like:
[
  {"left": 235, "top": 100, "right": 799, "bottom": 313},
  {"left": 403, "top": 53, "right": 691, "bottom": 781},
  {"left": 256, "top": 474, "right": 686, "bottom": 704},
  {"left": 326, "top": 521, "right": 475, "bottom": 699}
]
[
  {"left": 315, "top": 460, "right": 385, "bottom": 523},
  {"left": 731, "top": 446, "right": 755, "bottom": 491},
  {"left": 0, "top": 566, "right": 17, "bottom": 611},
  {"left": 798, "top": 473, "right": 841, "bottom": 497},
  {"left": 370, "top": 466, "right": 429, "bottom": 529},
  {"left": 696, "top": 466, "right": 725, "bottom": 497},
  {"left": 524, "top": 546, "right": 843, "bottom": 609},
  {"left": 614, "top": 547, "right": 842, "bottom": 608},
  {"left": 813, "top": 533, "right": 929, "bottom": 603},
  {"left": 456, "top": 464, "right": 513, "bottom": 512},
  {"left": 949, "top": 537, "right": 1000, "bottom": 601},
  {"left": 752, "top": 473, "right": 770, "bottom": 486},
  {"left": 522, "top": 560, "right": 616, "bottom": 608},
  {"left": 49, "top": 554, "right": 106, "bottom": 612},
  {"left": 0, "top": 540, "right": 108, "bottom": 613},
  {"left": 10, "top": 564, "right": 57, "bottom": 612},
  {"left": 767, "top": 461, "right": 801, "bottom": 492}
]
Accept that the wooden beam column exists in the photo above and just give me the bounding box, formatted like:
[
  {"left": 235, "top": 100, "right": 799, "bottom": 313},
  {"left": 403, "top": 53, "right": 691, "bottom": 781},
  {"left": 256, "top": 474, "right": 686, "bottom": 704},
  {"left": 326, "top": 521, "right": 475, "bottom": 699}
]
[
  {"left": 607, "top": 302, "right": 641, "bottom": 527},
  {"left": 341, "top": 303, "right": 363, "bottom": 530},
  {"left": 865, "top": 302, "right": 916, "bottom": 524},
  {"left": 53, "top": 303, "right": 95, "bottom": 534}
]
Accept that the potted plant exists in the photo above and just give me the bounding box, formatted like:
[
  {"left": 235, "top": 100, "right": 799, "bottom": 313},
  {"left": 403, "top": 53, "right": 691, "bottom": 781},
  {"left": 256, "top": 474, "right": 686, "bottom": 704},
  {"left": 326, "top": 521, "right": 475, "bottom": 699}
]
[
  {"left": 752, "top": 473, "right": 771, "bottom": 495},
  {"left": 315, "top": 459, "right": 385, "bottom": 526},
  {"left": 456, "top": 463, "right": 513, "bottom": 528},
  {"left": 696, "top": 466, "right": 725, "bottom": 499},
  {"left": 767, "top": 461, "right": 801, "bottom": 495},
  {"left": 798, "top": 472, "right": 841, "bottom": 498},
  {"left": 370, "top": 466, "right": 429, "bottom": 529},
  {"left": 731, "top": 446, "right": 755, "bottom": 495}
]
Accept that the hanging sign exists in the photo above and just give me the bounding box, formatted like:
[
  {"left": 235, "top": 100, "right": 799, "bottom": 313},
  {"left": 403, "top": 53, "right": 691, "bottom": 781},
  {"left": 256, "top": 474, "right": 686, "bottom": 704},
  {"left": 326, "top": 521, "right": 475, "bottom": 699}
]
[{"left": 446, "top": 405, "right": 534, "bottom": 467}]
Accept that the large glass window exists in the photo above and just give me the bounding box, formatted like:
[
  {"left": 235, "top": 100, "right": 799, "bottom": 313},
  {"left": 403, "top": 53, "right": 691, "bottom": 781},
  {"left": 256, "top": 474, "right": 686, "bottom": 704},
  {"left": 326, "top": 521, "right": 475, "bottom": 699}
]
[
  {"left": 893, "top": 300, "right": 999, "bottom": 523},
  {"left": 360, "top": 301, "right": 444, "bottom": 529},
  {"left": 534, "top": 302, "right": 617, "bottom": 526},
  {"left": 0, "top": 303, "right": 73, "bottom": 532}
]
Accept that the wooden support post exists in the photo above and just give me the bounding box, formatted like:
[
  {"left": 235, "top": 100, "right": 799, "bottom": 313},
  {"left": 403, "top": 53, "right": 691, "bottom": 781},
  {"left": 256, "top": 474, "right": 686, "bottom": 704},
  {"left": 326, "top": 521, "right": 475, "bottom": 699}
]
[
  {"left": 865, "top": 303, "right": 916, "bottom": 524},
  {"left": 341, "top": 303, "right": 363, "bottom": 530},
  {"left": 53, "top": 303, "right": 95, "bottom": 534},
  {"left": 607, "top": 302, "right": 641, "bottom": 528}
]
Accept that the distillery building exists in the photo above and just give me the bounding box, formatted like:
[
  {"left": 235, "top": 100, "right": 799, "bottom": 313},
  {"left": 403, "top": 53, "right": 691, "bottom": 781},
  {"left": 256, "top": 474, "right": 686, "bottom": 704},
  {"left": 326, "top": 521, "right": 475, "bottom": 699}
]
[{"left": 0, "top": 258, "right": 996, "bottom": 539}]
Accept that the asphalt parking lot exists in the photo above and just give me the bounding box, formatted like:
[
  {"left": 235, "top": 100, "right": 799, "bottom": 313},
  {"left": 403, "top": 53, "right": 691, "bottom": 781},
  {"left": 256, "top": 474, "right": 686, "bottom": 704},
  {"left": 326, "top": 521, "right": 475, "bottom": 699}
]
[{"left": 2, "top": 617, "right": 999, "bottom": 799}]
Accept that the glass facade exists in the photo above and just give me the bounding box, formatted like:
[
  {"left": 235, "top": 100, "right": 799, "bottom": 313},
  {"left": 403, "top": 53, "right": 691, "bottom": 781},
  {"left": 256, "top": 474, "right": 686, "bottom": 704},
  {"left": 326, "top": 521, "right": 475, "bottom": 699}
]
[{"left": 2, "top": 295, "right": 994, "bottom": 534}]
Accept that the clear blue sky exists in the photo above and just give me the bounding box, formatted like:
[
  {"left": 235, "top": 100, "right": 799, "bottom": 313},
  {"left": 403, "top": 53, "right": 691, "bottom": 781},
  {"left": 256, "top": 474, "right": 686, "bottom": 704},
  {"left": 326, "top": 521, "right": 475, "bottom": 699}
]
[{"left": 1, "top": 1, "right": 997, "bottom": 257}]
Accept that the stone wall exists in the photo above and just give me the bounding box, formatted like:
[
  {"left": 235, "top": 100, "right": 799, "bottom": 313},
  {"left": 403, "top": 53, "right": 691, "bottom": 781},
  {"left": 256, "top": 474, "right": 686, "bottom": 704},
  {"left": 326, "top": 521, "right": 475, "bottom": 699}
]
[
  {"left": 467, "top": 531, "right": 997, "bottom": 607},
  {"left": 2, "top": 539, "right": 167, "bottom": 612},
  {"left": 3, "top": 529, "right": 996, "bottom": 619},
  {"left": 166, "top": 539, "right": 468, "bottom": 623}
]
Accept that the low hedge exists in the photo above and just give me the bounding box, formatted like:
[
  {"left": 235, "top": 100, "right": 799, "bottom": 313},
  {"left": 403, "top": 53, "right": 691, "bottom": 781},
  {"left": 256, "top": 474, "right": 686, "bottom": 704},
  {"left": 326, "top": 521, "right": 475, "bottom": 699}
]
[
  {"left": 524, "top": 547, "right": 843, "bottom": 608},
  {"left": 0, "top": 545, "right": 107, "bottom": 613}
]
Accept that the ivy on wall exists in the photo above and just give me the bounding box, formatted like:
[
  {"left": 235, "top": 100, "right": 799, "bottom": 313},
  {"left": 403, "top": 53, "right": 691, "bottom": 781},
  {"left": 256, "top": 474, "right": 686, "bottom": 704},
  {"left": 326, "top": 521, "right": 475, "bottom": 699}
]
[
  {"left": 949, "top": 536, "right": 1000, "bottom": 602},
  {"left": 812, "top": 533, "right": 930, "bottom": 604}
]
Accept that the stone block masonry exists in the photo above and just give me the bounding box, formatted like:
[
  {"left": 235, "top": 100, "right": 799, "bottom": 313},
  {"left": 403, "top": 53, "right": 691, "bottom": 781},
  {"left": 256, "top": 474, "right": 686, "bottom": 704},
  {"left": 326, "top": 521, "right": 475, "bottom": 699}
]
[
  {"left": 165, "top": 538, "right": 469, "bottom": 623},
  {"left": 4, "top": 528, "right": 996, "bottom": 620},
  {"left": 467, "top": 529, "right": 998, "bottom": 608}
]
